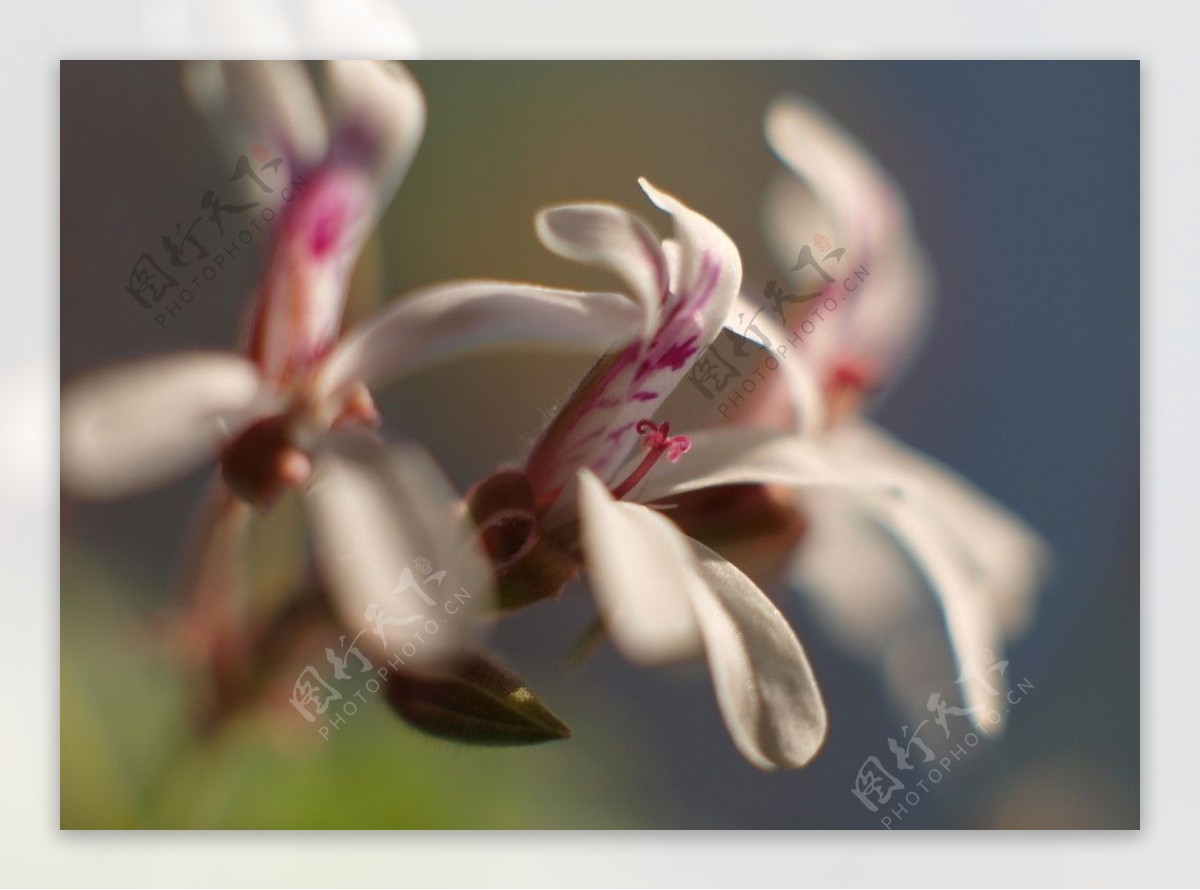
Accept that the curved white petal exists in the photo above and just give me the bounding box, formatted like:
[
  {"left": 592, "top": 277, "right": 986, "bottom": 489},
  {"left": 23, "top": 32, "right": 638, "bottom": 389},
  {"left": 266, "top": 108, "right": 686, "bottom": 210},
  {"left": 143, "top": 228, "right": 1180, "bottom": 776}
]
[
  {"left": 627, "top": 427, "right": 880, "bottom": 505},
  {"left": 789, "top": 491, "right": 930, "bottom": 661},
  {"left": 764, "top": 97, "right": 904, "bottom": 265},
  {"left": 854, "top": 487, "right": 1007, "bottom": 724},
  {"left": 323, "top": 60, "right": 426, "bottom": 212},
  {"left": 790, "top": 490, "right": 993, "bottom": 731},
  {"left": 576, "top": 469, "right": 703, "bottom": 663},
  {"left": 577, "top": 469, "right": 826, "bottom": 769},
  {"left": 686, "top": 536, "right": 827, "bottom": 770},
  {"left": 792, "top": 422, "right": 1047, "bottom": 727},
  {"left": 183, "top": 61, "right": 328, "bottom": 184},
  {"left": 304, "top": 433, "right": 493, "bottom": 664},
  {"left": 535, "top": 203, "right": 666, "bottom": 341},
  {"left": 315, "top": 280, "right": 643, "bottom": 404},
  {"left": 61, "top": 353, "right": 273, "bottom": 499},
  {"left": 827, "top": 420, "right": 1049, "bottom": 640}
]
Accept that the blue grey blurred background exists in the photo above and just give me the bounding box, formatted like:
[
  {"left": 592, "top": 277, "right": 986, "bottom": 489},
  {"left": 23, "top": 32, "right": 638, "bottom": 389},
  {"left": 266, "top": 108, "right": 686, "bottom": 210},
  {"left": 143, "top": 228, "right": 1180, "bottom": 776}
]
[{"left": 60, "top": 61, "right": 1138, "bottom": 828}]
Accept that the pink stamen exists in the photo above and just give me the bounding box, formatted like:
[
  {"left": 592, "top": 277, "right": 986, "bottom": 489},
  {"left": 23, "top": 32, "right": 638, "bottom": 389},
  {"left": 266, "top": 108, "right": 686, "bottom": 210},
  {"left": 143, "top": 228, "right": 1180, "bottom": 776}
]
[{"left": 609, "top": 419, "right": 692, "bottom": 500}]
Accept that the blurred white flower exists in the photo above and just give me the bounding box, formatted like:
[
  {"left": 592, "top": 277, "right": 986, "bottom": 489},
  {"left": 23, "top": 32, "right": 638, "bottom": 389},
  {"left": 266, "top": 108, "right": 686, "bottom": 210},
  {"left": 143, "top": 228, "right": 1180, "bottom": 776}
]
[
  {"left": 734, "top": 97, "right": 1050, "bottom": 726},
  {"left": 61, "top": 61, "right": 641, "bottom": 662}
]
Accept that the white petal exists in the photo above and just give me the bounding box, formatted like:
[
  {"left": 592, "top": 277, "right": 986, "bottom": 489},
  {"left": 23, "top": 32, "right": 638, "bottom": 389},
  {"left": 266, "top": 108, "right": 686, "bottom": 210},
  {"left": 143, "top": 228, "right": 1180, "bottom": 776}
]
[
  {"left": 315, "top": 280, "right": 643, "bottom": 404},
  {"left": 854, "top": 487, "right": 1006, "bottom": 723},
  {"left": 639, "top": 178, "right": 742, "bottom": 348},
  {"left": 686, "top": 536, "right": 827, "bottom": 770},
  {"left": 303, "top": 433, "right": 493, "bottom": 664},
  {"left": 828, "top": 420, "right": 1049, "bottom": 640},
  {"left": 322, "top": 60, "right": 426, "bottom": 210},
  {"left": 789, "top": 491, "right": 930, "bottom": 661},
  {"left": 627, "top": 427, "right": 879, "bottom": 505},
  {"left": 536, "top": 202, "right": 666, "bottom": 341},
  {"left": 576, "top": 469, "right": 703, "bottom": 663},
  {"left": 183, "top": 61, "right": 328, "bottom": 182},
  {"left": 61, "top": 353, "right": 273, "bottom": 499},
  {"left": 764, "top": 97, "right": 903, "bottom": 264},
  {"left": 577, "top": 469, "right": 826, "bottom": 769},
  {"left": 799, "top": 422, "right": 1046, "bottom": 725}
]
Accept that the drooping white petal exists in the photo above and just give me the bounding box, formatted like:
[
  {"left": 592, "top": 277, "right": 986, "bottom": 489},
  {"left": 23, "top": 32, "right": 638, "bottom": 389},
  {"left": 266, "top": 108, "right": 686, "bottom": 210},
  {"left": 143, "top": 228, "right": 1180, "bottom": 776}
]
[
  {"left": 536, "top": 203, "right": 666, "bottom": 341},
  {"left": 626, "top": 427, "right": 877, "bottom": 505},
  {"left": 685, "top": 536, "right": 827, "bottom": 770},
  {"left": 827, "top": 420, "right": 1049, "bottom": 640},
  {"left": 789, "top": 421, "right": 1046, "bottom": 726},
  {"left": 789, "top": 490, "right": 978, "bottom": 731},
  {"left": 853, "top": 486, "right": 1007, "bottom": 724},
  {"left": 183, "top": 61, "right": 328, "bottom": 187},
  {"left": 322, "top": 60, "right": 426, "bottom": 213},
  {"left": 304, "top": 433, "right": 494, "bottom": 664},
  {"left": 789, "top": 490, "right": 930, "bottom": 661},
  {"left": 526, "top": 182, "right": 743, "bottom": 502},
  {"left": 764, "top": 97, "right": 903, "bottom": 266},
  {"left": 314, "top": 281, "right": 643, "bottom": 406},
  {"left": 61, "top": 353, "right": 275, "bottom": 499},
  {"left": 577, "top": 470, "right": 703, "bottom": 663},
  {"left": 576, "top": 469, "right": 825, "bottom": 769}
]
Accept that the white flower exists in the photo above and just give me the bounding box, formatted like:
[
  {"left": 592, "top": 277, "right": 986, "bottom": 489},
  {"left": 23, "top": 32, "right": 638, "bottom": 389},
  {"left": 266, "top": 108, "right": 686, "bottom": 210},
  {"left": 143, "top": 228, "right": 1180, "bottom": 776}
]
[
  {"left": 726, "top": 96, "right": 1051, "bottom": 725},
  {"left": 477, "top": 180, "right": 902, "bottom": 770},
  {"left": 61, "top": 61, "right": 643, "bottom": 661}
]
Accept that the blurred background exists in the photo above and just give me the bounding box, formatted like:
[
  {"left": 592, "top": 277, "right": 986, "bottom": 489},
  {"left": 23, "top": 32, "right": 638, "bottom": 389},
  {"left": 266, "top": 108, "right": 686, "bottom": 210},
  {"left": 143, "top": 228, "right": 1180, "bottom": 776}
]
[{"left": 60, "top": 61, "right": 1139, "bottom": 829}]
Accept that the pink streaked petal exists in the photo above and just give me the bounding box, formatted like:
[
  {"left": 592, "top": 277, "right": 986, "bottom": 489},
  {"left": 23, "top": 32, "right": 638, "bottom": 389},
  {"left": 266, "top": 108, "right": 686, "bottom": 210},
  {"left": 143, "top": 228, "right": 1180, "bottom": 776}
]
[
  {"left": 322, "top": 60, "right": 426, "bottom": 216},
  {"left": 247, "top": 167, "right": 375, "bottom": 382},
  {"left": 526, "top": 182, "right": 743, "bottom": 502},
  {"left": 640, "top": 178, "right": 742, "bottom": 332},
  {"left": 61, "top": 352, "right": 276, "bottom": 499},
  {"left": 314, "top": 280, "right": 643, "bottom": 409}
]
